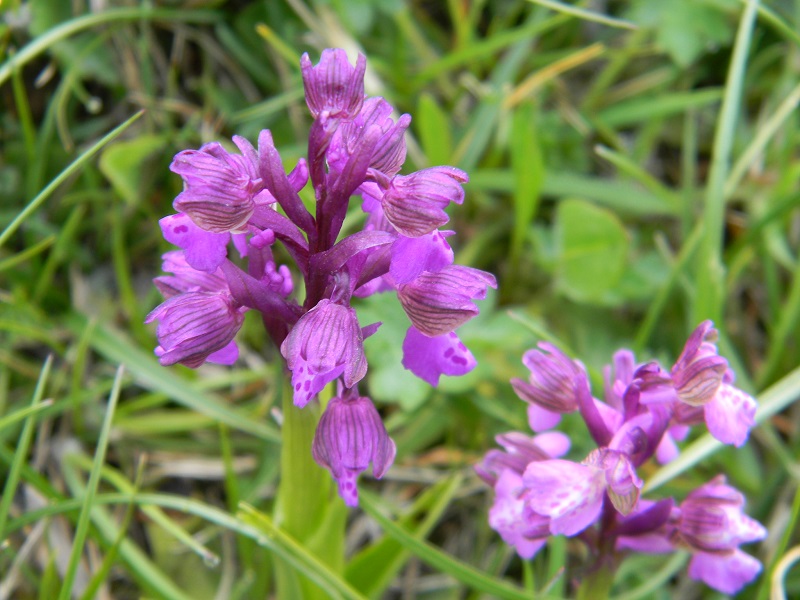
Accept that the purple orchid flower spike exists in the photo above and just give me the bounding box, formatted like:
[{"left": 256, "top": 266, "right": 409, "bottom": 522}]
[
  {"left": 312, "top": 390, "right": 396, "bottom": 506},
  {"left": 478, "top": 321, "right": 764, "bottom": 595},
  {"left": 150, "top": 48, "right": 495, "bottom": 507},
  {"left": 280, "top": 299, "right": 367, "bottom": 408}
]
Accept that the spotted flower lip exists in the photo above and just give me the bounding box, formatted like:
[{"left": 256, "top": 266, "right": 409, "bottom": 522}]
[
  {"left": 300, "top": 48, "right": 366, "bottom": 120},
  {"left": 397, "top": 265, "right": 497, "bottom": 337},
  {"left": 312, "top": 392, "right": 396, "bottom": 506},
  {"left": 280, "top": 299, "right": 367, "bottom": 408}
]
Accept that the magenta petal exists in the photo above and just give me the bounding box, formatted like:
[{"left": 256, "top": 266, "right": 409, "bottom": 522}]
[
  {"left": 527, "top": 403, "right": 562, "bottom": 432},
  {"left": 688, "top": 550, "right": 762, "bottom": 595},
  {"left": 655, "top": 432, "right": 680, "bottom": 464},
  {"left": 401, "top": 327, "right": 476, "bottom": 386},
  {"left": 390, "top": 230, "right": 454, "bottom": 285},
  {"left": 382, "top": 167, "right": 467, "bottom": 237},
  {"left": 397, "top": 265, "right": 497, "bottom": 336},
  {"left": 522, "top": 460, "right": 604, "bottom": 536},
  {"left": 160, "top": 213, "right": 230, "bottom": 273},
  {"left": 489, "top": 471, "right": 548, "bottom": 559},
  {"left": 530, "top": 431, "right": 571, "bottom": 458},
  {"left": 704, "top": 383, "right": 757, "bottom": 447},
  {"left": 280, "top": 300, "right": 367, "bottom": 407},
  {"left": 207, "top": 340, "right": 239, "bottom": 365}
]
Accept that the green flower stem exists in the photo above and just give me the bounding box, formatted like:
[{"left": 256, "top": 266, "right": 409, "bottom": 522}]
[
  {"left": 275, "top": 376, "right": 346, "bottom": 599},
  {"left": 576, "top": 564, "right": 615, "bottom": 600}
]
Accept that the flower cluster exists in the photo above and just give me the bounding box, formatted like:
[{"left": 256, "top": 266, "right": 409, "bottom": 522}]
[
  {"left": 478, "top": 321, "right": 764, "bottom": 595},
  {"left": 147, "top": 49, "right": 495, "bottom": 505}
]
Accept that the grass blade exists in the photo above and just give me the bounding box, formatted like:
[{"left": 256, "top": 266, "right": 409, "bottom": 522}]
[
  {"left": 358, "top": 490, "right": 553, "bottom": 600},
  {"left": 693, "top": 0, "right": 760, "bottom": 325},
  {"left": 65, "top": 314, "right": 279, "bottom": 442},
  {"left": 0, "top": 8, "right": 219, "bottom": 87},
  {"left": 0, "top": 111, "right": 144, "bottom": 250},
  {"left": 525, "top": 0, "right": 638, "bottom": 30},
  {"left": 0, "top": 355, "right": 52, "bottom": 540},
  {"left": 58, "top": 365, "right": 124, "bottom": 600}
]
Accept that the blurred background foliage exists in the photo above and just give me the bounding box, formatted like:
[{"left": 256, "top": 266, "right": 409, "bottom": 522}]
[{"left": 1, "top": 0, "right": 799, "bottom": 598}]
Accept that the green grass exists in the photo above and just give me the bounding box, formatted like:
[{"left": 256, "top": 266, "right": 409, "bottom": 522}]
[{"left": 2, "top": 0, "right": 800, "bottom": 598}]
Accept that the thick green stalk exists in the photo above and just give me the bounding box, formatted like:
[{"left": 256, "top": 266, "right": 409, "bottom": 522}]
[
  {"left": 576, "top": 564, "right": 615, "bottom": 600},
  {"left": 275, "top": 377, "right": 346, "bottom": 599}
]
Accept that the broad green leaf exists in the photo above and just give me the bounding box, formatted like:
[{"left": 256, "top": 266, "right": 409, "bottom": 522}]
[
  {"left": 554, "top": 198, "right": 629, "bottom": 303},
  {"left": 628, "top": 0, "right": 734, "bottom": 66}
]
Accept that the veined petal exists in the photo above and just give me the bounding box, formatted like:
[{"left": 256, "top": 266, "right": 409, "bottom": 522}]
[
  {"left": 688, "top": 550, "right": 762, "bottom": 595},
  {"left": 704, "top": 383, "right": 757, "bottom": 447},
  {"left": 280, "top": 300, "right": 366, "bottom": 407},
  {"left": 397, "top": 265, "right": 496, "bottom": 337},
  {"left": 312, "top": 394, "right": 396, "bottom": 506},
  {"left": 381, "top": 167, "right": 467, "bottom": 237},
  {"left": 300, "top": 49, "right": 366, "bottom": 120},
  {"left": 522, "top": 459, "right": 605, "bottom": 536}
]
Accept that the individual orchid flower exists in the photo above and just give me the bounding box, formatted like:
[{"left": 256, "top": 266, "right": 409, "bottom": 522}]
[
  {"left": 397, "top": 265, "right": 497, "bottom": 337},
  {"left": 511, "top": 342, "right": 587, "bottom": 431},
  {"left": 380, "top": 167, "right": 468, "bottom": 237},
  {"left": 171, "top": 136, "right": 273, "bottom": 233},
  {"left": 145, "top": 291, "right": 244, "bottom": 368},
  {"left": 312, "top": 390, "right": 396, "bottom": 506},
  {"left": 280, "top": 299, "right": 367, "bottom": 408},
  {"left": 300, "top": 48, "right": 366, "bottom": 120}
]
